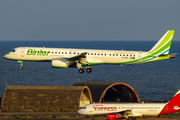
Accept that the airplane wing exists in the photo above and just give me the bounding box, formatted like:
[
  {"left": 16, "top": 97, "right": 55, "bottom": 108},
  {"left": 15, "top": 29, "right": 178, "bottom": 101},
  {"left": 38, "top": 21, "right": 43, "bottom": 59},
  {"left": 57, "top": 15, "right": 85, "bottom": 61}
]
[
  {"left": 107, "top": 109, "right": 142, "bottom": 119},
  {"left": 67, "top": 52, "right": 87, "bottom": 61},
  {"left": 67, "top": 52, "right": 88, "bottom": 65},
  {"left": 51, "top": 52, "right": 89, "bottom": 69},
  {"left": 66, "top": 52, "right": 88, "bottom": 65},
  {"left": 120, "top": 109, "right": 142, "bottom": 118}
]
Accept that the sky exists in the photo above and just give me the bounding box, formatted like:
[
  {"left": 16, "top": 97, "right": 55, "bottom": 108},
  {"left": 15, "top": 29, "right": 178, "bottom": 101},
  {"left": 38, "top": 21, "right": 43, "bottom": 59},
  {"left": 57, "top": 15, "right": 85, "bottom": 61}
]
[{"left": 0, "top": 0, "right": 180, "bottom": 41}]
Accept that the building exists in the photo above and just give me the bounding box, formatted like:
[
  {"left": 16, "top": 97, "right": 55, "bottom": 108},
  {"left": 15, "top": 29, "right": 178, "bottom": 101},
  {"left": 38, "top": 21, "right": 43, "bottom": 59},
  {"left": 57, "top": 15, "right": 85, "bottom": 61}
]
[{"left": 73, "top": 81, "right": 139, "bottom": 103}]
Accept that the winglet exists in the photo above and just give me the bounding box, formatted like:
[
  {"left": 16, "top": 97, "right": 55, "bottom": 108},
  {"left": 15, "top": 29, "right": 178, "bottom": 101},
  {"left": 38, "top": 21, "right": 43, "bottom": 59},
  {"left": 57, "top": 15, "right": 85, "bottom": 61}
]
[{"left": 148, "top": 30, "right": 175, "bottom": 56}]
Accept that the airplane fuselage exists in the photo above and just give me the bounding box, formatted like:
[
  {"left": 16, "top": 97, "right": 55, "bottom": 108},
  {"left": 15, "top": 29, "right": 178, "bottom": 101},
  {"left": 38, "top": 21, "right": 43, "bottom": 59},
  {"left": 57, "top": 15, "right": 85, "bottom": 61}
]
[
  {"left": 78, "top": 89, "right": 180, "bottom": 119},
  {"left": 78, "top": 103, "right": 166, "bottom": 116},
  {"left": 4, "top": 47, "right": 146, "bottom": 65},
  {"left": 3, "top": 30, "right": 176, "bottom": 73}
]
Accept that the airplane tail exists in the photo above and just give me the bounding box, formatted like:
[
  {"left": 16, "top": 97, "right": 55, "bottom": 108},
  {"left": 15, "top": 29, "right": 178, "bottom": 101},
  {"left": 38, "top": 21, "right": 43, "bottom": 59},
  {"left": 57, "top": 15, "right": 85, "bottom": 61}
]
[
  {"left": 158, "top": 89, "right": 180, "bottom": 115},
  {"left": 168, "top": 89, "right": 180, "bottom": 105},
  {"left": 148, "top": 30, "right": 175, "bottom": 56}
]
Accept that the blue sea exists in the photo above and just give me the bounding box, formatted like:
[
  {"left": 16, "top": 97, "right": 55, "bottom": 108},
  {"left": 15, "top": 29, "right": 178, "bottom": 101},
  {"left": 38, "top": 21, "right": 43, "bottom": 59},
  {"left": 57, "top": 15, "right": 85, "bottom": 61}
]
[{"left": 0, "top": 41, "right": 179, "bottom": 101}]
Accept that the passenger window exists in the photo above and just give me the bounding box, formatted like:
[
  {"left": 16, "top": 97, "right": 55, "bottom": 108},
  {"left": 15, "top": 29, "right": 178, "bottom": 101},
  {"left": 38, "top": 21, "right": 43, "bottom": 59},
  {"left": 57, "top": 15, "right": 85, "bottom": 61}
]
[{"left": 91, "top": 53, "right": 93, "bottom": 55}]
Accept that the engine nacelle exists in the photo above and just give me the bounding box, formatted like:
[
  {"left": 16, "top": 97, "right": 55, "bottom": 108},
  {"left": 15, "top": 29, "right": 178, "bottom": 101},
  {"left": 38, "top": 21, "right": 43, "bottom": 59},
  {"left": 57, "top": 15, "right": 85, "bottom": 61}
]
[
  {"left": 106, "top": 113, "right": 124, "bottom": 120},
  {"left": 51, "top": 59, "right": 68, "bottom": 69}
]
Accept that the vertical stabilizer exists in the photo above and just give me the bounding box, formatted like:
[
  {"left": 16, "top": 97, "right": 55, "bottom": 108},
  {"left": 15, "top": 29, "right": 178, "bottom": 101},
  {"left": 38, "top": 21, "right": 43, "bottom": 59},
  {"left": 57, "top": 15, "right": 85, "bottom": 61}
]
[
  {"left": 159, "top": 89, "right": 180, "bottom": 115},
  {"left": 168, "top": 89, "right": 180, "bottom": 105},
  {"left": 148, "top": 30, "right": 174, "bottom": 56}
]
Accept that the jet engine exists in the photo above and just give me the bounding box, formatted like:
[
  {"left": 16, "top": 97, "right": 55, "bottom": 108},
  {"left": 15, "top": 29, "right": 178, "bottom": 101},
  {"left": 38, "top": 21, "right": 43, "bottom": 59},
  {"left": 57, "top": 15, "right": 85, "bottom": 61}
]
[
  {"left": 106, "top": 113, "right": 124, "bottom": 120},
  {"left": 51, "top": 59, "right": 68, "bottom": 69}
]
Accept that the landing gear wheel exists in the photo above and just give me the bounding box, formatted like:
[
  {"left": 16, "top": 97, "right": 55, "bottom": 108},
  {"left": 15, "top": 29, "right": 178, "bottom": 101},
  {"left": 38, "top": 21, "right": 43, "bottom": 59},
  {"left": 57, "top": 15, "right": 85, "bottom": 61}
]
[
  {"left": 18, "top": 61, "right": 23, "bottom": 70},
  {"left": 79, "top": 69, "right": 84, "bottom": 74},
  {"left": 20, "top": 66, "right": 23, "bottom": 70},
  {"left": 86, "top": 68, "right": 92, "bottom": 73}
]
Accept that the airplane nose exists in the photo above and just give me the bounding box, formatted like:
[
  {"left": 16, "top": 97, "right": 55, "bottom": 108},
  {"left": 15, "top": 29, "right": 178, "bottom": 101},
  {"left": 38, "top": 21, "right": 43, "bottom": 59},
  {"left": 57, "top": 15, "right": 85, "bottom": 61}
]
[
  {"left": 77, "top": 109, "right": 82, "bottom": 114},
  {"left": 3, "top": 52, "right": 10, "bottom": 59},
  {"left": 3, "top": 55, "right": 7, "bottom": 59}
]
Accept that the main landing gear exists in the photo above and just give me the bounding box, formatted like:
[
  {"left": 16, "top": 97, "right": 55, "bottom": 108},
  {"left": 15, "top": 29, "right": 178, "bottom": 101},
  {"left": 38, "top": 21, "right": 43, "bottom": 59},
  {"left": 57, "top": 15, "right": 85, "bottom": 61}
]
[
  {"left": 77, "top": 62, "right": 92, "bottom": 74},
  {"left": 78, "top": 67, "right": 92, "bottom": 74},
  {"left": 86, "top": 67, "right": 92, "bottom": 73}
]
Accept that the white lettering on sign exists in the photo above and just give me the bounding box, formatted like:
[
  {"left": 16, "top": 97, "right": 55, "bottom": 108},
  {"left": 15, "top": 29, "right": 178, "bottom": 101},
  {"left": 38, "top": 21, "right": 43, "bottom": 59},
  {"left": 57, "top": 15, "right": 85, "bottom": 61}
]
[{"left": 94, "top": 107, "right": 116, "bottom": 111}]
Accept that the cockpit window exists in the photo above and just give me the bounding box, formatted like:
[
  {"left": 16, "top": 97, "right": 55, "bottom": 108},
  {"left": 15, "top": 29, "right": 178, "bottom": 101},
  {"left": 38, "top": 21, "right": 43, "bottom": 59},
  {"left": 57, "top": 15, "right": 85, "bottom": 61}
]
[
  {"left": 12, "top": 50, "right": 15, "bottom": 52},
  {"left": 82, "top": 107, "right": 86, "bottom": 109}
]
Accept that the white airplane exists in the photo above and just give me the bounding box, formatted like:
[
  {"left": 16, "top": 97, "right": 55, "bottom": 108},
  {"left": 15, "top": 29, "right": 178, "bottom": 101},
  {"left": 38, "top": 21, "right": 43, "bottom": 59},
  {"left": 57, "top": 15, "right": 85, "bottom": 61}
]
[
  {"left": 78, "top": 89, "right": 180, "bottom": 120},
  {"left": 3, "top": 30, "right": 176, "bottom": 73}
]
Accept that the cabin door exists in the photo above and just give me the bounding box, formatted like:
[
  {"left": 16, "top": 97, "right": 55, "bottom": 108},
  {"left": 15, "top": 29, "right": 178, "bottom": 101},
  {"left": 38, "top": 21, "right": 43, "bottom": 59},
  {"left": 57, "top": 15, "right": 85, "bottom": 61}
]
[
  {"left": 21, "top": 47, "right": 26, "bottom": 57},
  {"left": 138, "top": 52, "right": 142, "bottom": 61},
  {"left": 89, "top": 107, "right": 93, "bottom": 112}
]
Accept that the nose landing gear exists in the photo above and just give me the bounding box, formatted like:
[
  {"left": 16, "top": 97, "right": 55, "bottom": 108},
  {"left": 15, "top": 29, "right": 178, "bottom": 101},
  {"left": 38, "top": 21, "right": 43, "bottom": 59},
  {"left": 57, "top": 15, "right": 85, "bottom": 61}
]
[{"left": 18, "top": 61, "right": 23, "bottom": 70}]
